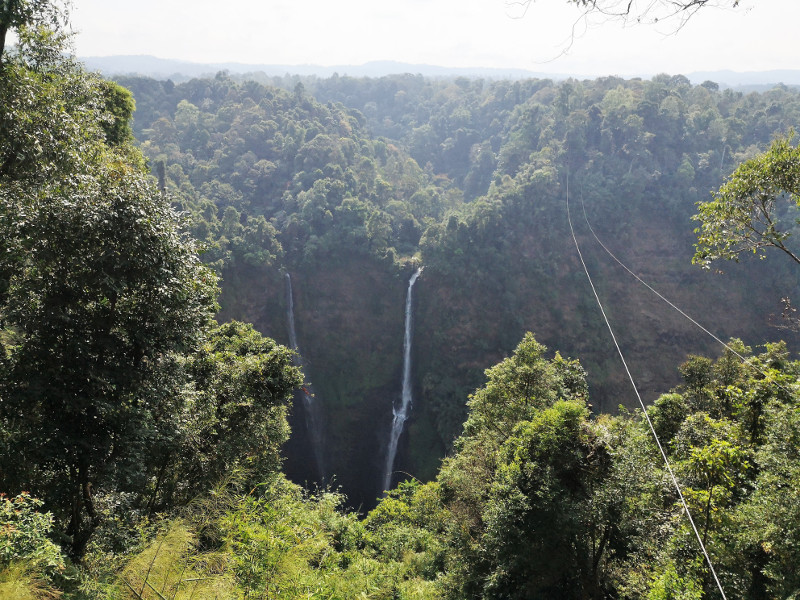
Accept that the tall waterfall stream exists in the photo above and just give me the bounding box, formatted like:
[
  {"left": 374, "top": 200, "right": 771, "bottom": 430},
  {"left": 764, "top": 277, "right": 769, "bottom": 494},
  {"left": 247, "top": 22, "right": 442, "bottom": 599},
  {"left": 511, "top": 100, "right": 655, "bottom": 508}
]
[
  {"left": 382, "top": 267, "right": 423, "bottom": 492},
  {"left": 285, "top": 273, "right": 326, "bottom": 482}
]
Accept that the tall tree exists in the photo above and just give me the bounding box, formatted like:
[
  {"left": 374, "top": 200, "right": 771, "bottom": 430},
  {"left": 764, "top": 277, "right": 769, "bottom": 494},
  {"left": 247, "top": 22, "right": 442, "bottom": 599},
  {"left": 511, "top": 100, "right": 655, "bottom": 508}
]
[
  {"left": 434, "top": 334, "right": 606, "bottom": 598},
  {"left": 692, "top": 133, "right": 800, "bottom": 327},
  {"left": 145, "top": 321, "right": 302, "bottom": 511},
  {"left": 0, "top": 0, "right": 68, "bottom": 63},
  {"left": 0, "top": 21, "right": 219, "bottom": 559}
]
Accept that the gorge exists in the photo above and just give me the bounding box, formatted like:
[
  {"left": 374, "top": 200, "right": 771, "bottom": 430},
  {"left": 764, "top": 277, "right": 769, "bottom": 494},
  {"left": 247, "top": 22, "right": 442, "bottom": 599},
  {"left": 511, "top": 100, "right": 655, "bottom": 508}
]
[{"left": 121, "top": 72, "right": 800, "bottom": 507}]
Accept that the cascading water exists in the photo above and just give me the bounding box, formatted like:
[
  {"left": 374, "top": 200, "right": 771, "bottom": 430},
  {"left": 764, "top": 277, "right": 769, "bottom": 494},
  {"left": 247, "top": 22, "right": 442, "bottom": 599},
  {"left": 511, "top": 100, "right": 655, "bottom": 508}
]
[
  {"left": 285, "top": 273, "right": 326, "bottom": 483},
  {"left": 382, "top": 267, "right": 423, "bottom": 492}
]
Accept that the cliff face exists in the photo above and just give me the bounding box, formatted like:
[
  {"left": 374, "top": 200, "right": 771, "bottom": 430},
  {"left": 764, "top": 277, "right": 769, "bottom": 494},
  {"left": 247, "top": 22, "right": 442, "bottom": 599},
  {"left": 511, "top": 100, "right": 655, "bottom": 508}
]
[
  {"left": 217, "top": 198, "right": 798, "bottom": 508},
  {"left": 407, "top": 195, "right": 797, "bottom": 479},
  {"left": 218, "top": 255, "right": 408, "bottom": 506}
]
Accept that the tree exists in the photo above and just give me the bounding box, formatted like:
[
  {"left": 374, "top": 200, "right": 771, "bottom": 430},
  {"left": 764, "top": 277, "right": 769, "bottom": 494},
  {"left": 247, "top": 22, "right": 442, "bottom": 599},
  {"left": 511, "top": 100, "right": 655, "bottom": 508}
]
[
  {"left": 481, "top": 400, "right": 606, "bottom": 599},
  {"left": 462, "top": 333, "right": 588, "bottom": 442},
  {"left": 146, "top": 321, "right": 302, "bottom": 510},
  {"left": 435, "top": 334, "right": 597, "bottom": 598},
  {"left": 732, "top": 399, "right": 800, "bottom": 598},
  {"left": 0, "top": 20, "right": 219, "bottom": 560},
  {"left": 97, "top": 79, "right": 137, "bottom": 146},
  {"left": 0, "top": 161, "right": 219, "bottom": 559},
  {"left": 0, "top": 22, "right": 305, "bottom": 563},
  {"left": 693, "top": 134, "right": 800, "bottom": 268},
  {"left": 620, "top": 344, "right": 800, "bottom": 599},
  {"left": 0, "top": 26, "right": 100, "bottom": 185},
  {"left": 693, "top": 133, "right": 800, "bottom": 327},
  {"left": 0, "top": 0, "right": 68, "bottom": 63}
]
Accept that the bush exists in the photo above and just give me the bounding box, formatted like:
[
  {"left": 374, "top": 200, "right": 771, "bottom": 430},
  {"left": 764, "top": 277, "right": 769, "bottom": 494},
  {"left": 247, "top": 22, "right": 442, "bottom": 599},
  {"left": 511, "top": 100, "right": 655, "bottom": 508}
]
[{"left": 0, "top": 493, "right": 64, "bottom": 575}]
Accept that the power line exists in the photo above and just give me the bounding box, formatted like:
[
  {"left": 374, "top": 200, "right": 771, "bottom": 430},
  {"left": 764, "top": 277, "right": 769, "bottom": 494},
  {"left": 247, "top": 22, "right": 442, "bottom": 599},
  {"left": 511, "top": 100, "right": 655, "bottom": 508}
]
[{"left": 565, "top": 176, "right": 729, "bottom": 600}]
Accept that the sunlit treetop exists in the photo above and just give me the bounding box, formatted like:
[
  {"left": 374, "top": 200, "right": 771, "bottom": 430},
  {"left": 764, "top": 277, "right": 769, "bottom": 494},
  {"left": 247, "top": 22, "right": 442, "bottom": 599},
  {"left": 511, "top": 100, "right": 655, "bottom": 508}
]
[{"left": 0, "top": 0, "right": 71, "bottom": 62}]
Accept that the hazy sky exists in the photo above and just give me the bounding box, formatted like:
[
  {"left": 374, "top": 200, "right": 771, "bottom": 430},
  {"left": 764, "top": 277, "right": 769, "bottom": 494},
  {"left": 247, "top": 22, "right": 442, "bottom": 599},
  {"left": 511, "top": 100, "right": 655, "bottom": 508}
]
[{"left": 67, "top": 0, "right": 797, "bottom": 77}]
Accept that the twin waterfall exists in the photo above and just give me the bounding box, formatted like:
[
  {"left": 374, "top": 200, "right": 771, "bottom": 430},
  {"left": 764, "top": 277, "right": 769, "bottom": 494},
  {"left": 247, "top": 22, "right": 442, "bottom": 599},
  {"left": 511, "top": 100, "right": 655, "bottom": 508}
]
[
  {"left": 382, "top": 267, "right": 423, "bottom": 492},
  {"left": 285, "top": 273, "right": 326, "bottom": 483},
  {"left": 285, "top": 268, "right": 423, "bottom": 494}
]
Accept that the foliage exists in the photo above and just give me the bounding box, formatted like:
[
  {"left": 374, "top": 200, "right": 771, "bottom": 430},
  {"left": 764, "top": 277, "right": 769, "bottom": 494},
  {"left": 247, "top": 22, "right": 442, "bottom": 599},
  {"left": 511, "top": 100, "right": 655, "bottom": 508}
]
[
  {"left": 217, "top": 477, "right": 442, "bottom": 599},
  {"left": 694, "top": 133, "right": 800, "bottom": 267},
  {"left": 0, "top": 20, "right": 299, "bottom": 565},
  {"left": 5, "top": 12, "right": 800, "bottom": 598},
  {"left": 416, "top": 334, "right": 800, "bottom": 599},
  {"left": 0, "top": 562, "right": 61, "bottom": 600},
  {"left": 0, "top": 493, "right": 64, "bottom": 575},
  {"left": 148, "top": 321, "right": 302, "bottom": 509},
  {"left": 113, "top": 523, "right": 236, "bottom": 600},
  {"left": 645, "top": 561, "right": 703, "bottom": 600},
  {"left": 118, "top": 73, "right": 455, "bottom": 273},
  {"left": 433, "top": 334, "right": 614, "bottom": 599},
  {"left": 0, "top": 0, "right": 69, "bottom": 61},
  {"left": 122, "top": 70, "right": 800, "bottom": 486},
  {"left": 2, "top": 317, "right": 798, "bottom": 600},
  {"left": 0, "top": 26, "right": 103, "bottom": 186},
  {"left": 0, "top": 150, "right": 218, "bottom": 558}
]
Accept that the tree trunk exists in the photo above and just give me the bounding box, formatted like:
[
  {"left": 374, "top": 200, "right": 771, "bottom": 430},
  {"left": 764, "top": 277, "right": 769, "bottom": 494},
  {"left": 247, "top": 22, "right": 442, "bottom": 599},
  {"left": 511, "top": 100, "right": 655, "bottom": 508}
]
[
  {"left": 147, "top": 456, "right": 171, "bottom": 515},
  {"left": 67, "top": 460, "right": 102, "bottom": 561},
  {"left": 702, "top": 485, "right": 714, "bottom": 547},
  {"left": 0, "top": 23, "right": 7, "bottom": 66}
]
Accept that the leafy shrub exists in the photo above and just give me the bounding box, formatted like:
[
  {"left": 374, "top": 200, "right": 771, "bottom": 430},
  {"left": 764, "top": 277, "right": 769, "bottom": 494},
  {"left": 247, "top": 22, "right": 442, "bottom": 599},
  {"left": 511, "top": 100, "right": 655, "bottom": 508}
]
[{"left": 0, "top": 493, "right": 64, "bottom": 575}]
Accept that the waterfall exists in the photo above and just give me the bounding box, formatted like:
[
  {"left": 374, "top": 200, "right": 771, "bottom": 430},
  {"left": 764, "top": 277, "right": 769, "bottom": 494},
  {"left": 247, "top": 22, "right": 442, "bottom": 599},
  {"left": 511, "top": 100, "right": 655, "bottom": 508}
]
[
  {"left": 285, "top": 273, "right": 325, "bottom": 482},
  {"left": 382, "top": 267, "right": 423, "bottom": 492}
]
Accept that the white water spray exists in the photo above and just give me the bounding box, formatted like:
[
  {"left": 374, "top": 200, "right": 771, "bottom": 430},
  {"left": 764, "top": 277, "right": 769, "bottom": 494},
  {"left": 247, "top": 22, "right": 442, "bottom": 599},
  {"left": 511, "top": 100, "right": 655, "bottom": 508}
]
[
  {"left": 285, "top": 273, "right": 325, "bottom": 482},
  {"left": 382, "top": 267, "right": 423, "bottom": 492}
]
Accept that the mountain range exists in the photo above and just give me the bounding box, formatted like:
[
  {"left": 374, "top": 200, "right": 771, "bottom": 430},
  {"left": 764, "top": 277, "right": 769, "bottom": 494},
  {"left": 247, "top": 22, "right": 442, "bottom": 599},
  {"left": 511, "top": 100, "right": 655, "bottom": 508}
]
[{"left": 82, "top": 54, "right": 800, "bottom": 89}]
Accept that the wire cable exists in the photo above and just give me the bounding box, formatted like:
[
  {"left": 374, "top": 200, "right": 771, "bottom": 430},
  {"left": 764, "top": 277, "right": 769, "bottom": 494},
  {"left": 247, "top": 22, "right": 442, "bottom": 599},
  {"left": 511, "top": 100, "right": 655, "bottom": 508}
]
[
  {"left": 566, "top": 177, "right": 729, "bottom": 600},
  {"left": 578, "top": 191, "right": 797, "bottom": 397}
]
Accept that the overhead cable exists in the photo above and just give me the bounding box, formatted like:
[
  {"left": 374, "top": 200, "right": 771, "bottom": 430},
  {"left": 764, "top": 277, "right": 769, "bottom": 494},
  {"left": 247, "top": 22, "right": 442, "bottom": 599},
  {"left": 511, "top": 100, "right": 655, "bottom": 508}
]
[
  {"left": 578, "top": 192, "right": 797, "bottom": 397},
  {"left": 565, "top": 176, "right": 729, "bottom": 600}
]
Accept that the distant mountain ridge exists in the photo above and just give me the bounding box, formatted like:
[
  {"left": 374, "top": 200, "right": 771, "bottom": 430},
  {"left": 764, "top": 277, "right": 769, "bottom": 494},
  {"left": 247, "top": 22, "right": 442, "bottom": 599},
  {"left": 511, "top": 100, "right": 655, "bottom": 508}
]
[
  {"left": 80, "top": 54, "right": 562, "bottom": 81},
  {"left": 688, "top": 69, "right": 800, "bottom": 90},
  {"left": 81, "top": 54, "right": 800, "bottom": 88}
]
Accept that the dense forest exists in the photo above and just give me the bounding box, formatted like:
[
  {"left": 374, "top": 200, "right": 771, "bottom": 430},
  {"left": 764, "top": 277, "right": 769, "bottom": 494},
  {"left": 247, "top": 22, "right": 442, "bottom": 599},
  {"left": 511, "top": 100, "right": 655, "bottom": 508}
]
[
  {"left": 115, "top": 65, "right": 800, "bottom": 503},
  {"left": 3, "top": 3, "right": 800, "bottom": 599}
]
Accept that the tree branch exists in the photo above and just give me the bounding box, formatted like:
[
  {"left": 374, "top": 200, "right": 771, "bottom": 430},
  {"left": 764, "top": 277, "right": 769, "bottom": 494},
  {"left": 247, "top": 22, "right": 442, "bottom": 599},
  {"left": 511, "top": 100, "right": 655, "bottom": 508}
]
[{"left": 515, "top": 0, "right": 739, "bottom": 28}]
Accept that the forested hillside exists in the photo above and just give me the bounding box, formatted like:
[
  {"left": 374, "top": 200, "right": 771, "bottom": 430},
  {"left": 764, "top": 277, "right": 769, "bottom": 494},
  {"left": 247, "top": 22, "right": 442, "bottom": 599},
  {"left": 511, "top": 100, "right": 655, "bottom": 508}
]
[
  {"left": 4, "top": 4, "right": 800, "bottom": 598},
  {"left": 117, "top": 72, "right": 800, "bottom": 504}
]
